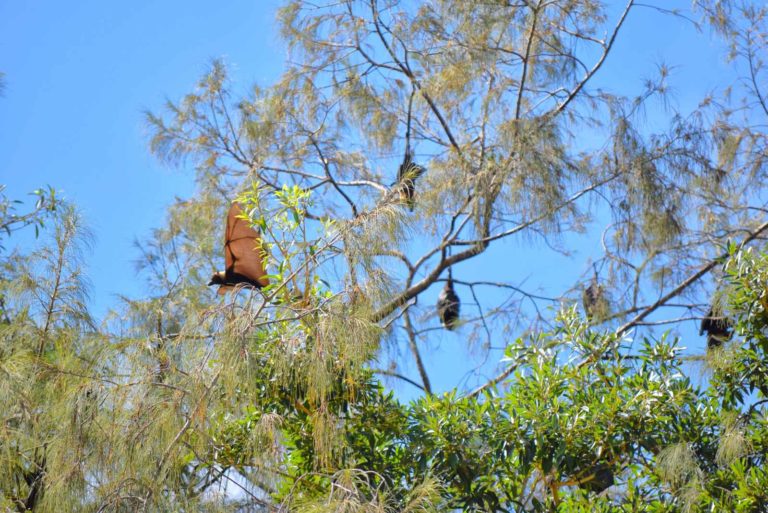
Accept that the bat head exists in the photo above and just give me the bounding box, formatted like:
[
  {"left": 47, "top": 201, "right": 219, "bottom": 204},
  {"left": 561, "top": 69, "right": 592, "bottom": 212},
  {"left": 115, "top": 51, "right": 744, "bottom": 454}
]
[{"left": 208, "top": 271, "right": 227, "bottom": 286}]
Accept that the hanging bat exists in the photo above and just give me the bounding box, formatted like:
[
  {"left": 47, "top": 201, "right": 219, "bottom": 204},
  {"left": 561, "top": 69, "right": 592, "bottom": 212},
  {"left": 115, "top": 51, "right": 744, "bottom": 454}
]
[
  {"left": 437, "top": 273, "right": 460, "bottom": 330},
  {"left": 700, "top": 306, "right": 731, "bottom": 349},
  {"left": 208, "top": 202, "right": 269, "bottom": 294},
  {"left": 582, "top": 281, "right": 603, "bottom": 320},
  {"left": 579, "top": 463, "right": 614, "bottom": 494},
  {"left": 396, "top": 149, "right": 425, "bottom": 211}
]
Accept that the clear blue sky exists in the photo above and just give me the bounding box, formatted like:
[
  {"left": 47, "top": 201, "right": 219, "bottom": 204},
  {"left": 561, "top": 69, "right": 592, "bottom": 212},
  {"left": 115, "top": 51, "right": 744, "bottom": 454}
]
[
  {"left": 1, "top": 1, "right": 733, "bottom": 395},
  {"left": 1, "top": 0, "right": 283, "bottom": 315}
]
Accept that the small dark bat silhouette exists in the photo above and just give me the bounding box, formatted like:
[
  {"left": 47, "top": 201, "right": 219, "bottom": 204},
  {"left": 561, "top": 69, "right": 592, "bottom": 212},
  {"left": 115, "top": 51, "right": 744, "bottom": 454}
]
[
  {"left": 700, "top": 306, "right": 731, "bottom": 349},
  {"left": 397, "top": 151, "right": 425, "bottom": 211},
  {"left": 437, "top": 276, "right": 460, "bottom": 330}
]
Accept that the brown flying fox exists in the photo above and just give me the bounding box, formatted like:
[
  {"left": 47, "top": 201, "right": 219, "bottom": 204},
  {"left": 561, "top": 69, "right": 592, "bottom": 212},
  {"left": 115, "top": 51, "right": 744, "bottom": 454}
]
[{"left": 208, "top": 202, "right": 269, "bottom": 294}]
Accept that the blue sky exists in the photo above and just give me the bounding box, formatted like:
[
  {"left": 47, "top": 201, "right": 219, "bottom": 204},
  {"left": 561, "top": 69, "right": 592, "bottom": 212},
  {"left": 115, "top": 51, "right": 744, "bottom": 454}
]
[
  {"left": 1, "top": 1, "right": 734, "bottom": 395},
  {"left": 1, "top": 0, "right": 283, "bottom": 314}
]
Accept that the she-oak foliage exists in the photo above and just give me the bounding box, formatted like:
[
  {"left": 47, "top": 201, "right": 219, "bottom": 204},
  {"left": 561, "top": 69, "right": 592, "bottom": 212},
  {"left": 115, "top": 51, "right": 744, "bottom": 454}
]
[{"left": 3, "top": 0, "right": 768, "bottom": 511}]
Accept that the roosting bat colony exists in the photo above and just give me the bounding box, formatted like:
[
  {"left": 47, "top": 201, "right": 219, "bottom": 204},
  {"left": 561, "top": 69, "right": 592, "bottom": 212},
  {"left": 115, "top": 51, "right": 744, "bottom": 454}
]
[
  {"left": 209, "top": 92, "right": 469, "bottom": 331},
  {"left": 209, "top": 75, "right": 757, "bottom": 350},
  {"left": 209, "top": 195, "right": 464, "bottom": 331},
  {"left": 209, "top": 198, "right": 739, "bottom": 349}
]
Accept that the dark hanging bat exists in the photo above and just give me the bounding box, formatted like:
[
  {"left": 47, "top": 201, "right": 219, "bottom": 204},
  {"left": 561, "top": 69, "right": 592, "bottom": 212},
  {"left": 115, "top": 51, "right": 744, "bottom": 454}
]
[
  {"left": 579, "top": 463, "right": 614, "bottom": 494},
  {"left": 700, "top": 306, "right": 732, "bottom": 349},
  {"left": 582, "top": 281, "right": 604, "bottom": 321},
  {"left": 437, "top": 274, "right": 460, "bottom": 330},
  {"left": 208, "top": 202, "right": 269, "bottom": 294},
  {"left": 396, "top": 150, "right": 425, "bottom": 211}
]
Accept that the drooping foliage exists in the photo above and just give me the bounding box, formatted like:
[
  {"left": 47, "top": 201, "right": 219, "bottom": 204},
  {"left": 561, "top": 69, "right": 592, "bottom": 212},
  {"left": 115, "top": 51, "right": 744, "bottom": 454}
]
[{"left": 4, "top": 1, "right": 768, "bottom": 511}]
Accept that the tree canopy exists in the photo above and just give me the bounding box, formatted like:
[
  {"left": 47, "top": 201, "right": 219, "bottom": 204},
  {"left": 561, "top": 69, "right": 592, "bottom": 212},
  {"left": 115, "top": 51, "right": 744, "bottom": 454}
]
[{"left": 3, "top": 1, "right": 768, "bottom": 511}]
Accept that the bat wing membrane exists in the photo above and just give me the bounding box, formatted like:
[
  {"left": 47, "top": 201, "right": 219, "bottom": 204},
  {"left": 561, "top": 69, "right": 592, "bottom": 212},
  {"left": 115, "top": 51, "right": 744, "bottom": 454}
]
[{"left": 224, "top": 203, "right": 269, "bottom": 288}]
